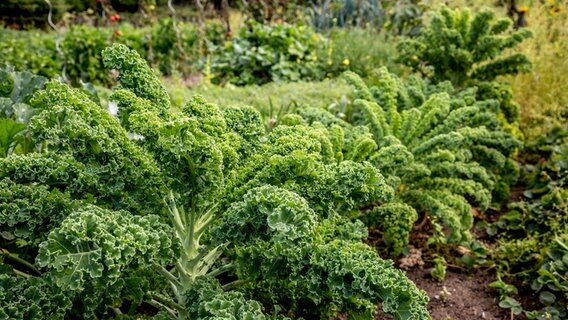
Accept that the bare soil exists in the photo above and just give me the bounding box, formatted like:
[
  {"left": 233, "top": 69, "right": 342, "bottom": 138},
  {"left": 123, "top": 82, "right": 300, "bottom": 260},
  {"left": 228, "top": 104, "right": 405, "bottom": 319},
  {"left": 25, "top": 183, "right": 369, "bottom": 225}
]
[{"left": 374, "top": 268, "right": 511, "bottom": 320}]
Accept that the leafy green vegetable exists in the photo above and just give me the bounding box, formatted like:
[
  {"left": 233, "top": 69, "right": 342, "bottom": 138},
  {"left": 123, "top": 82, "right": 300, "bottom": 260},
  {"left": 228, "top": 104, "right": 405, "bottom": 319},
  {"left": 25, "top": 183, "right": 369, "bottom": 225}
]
[
  {"left": 294, "top": 69, "right": 520, "bottom": 252},
  {"left": 0, "top": 44, "right": 430, "bottom": 320},
  {"left": 397, "top": 7, "right": 532, "bottom": 123}
]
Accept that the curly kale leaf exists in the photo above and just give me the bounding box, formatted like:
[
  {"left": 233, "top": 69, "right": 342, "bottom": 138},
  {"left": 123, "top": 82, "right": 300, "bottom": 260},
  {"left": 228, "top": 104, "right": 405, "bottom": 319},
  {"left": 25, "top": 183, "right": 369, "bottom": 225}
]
[
  {"left": 222, "top": 105, "right": 265, "bottom": 160},
  {"left": 359, "top": 202, "right": 418, "bottom": 256},
  {"left": 37, "top": 206, "right": 175, "bottom": 289},
  {"left": 397, "top": 7, "right": 531, "bottom": 85},
  {"left": 25, "top": 82, "right": 165, "bottom": 215},
  {"left": 213, "top": 185, "right": 317, "bottom": 246},
  {"left": 228, "top": 123, "right": 393, "bottom": 216},
  {"left": 0, "top": 178, "right": 77, "bottom": 246},
  {"left": 36, "top": 206, "right": 176, "bottom": 314},
  {"left": 102, "top": 44, "right": 171, "bottom": 115},
  {"left": 234, "top": 240, "right": 429, "bottom": 320},
  {"left": 396, "top": 7, "right": 532, "bottom": 123},
  {"left": 213, "top": 186, "right": 428, "bottom": 319},
  {"left": 295, "top": 69, "right": 520, "bottom": 246},
  {"left": 184, "top": 276, "right": 270, "bottom": 320},
  {"left": 0, "top": 272, "right": 72, "bottom": 320}
]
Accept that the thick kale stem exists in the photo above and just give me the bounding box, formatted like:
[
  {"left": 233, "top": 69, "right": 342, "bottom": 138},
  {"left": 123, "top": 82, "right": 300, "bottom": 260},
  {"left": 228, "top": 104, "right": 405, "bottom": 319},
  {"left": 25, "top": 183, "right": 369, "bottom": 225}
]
[
  {"left": 175, "top": 260, "right": 192, "bottom": 287},
  {"left": 156, "top": 264, "right": 183, "bottom": 290},
  {"left": 195, "top": 204, "right": 218, "bottom": 238},
  {"left": 152, "top": 293, "right": 185, "bottom": 313},
  {"left": 221, "top": 279, "right": 249, "bottom": 291},
  {"left": 148, "top": 299, "right": 177, "bottom": 319},
  {"left": 12, "top": 268, "right": 32, "bottom": 278},
  {"left": 1, "top": 248, "right": 41, "bottom": 276},
  {"left": 205, "top": 263, "right": 234, "bottom": 278},
  {"left": 166, "top": 193, "right": 186, "bottom": 239}
]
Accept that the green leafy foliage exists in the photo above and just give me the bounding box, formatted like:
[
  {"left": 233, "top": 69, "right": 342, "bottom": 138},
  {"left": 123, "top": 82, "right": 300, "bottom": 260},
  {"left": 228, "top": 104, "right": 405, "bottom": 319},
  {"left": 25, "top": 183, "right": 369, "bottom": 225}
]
[
  {"left": 214, "top": 186, "right": 429, "bottom": 319},
  {"left": 183, "top": 276, "right": 269, "bottom": 320},
  {"left": 294, "top": 69, "right": 520, "bottom": 252},
  {"left": 0, "top": 21, "right": 224, "bottom": 86},
  {"left": 0, "top": 120, "right": 25, "bottom": 158},
  {"left": 1, "top": 44, "right": 430, "bottom": 320},
  {"left": 210, "top": 20, "right": 325, "bottom": 85},
  {"left": 0, "top": 272, "right": 72, "bottom": 320},
  {"left": 37, "top": 206, "right": 176, "bottom": 315},
  {"left": 307, "top": 0, "right": 425, "bottom": 36},
  {"left": 214, "top": 186, "right": 318, "bottom": 245},
  {"left": 62, "top": 25, "right": 115, "bottom": 86},
  {"left": 491, "top": 125, "right": 568, "bottom": 318},
  {"left": 0, "top": 66, "right": 46, "bottom": 157},
  {"left": 26, "top": 82, "right": 166, "bottom": 214},
  {"left": 0, "top": 179, "right": 77, "bottom": 247},
  {"left": 397, "top": 7, "right": 532, "bottom": 123},
  {"left": 317, "top": 28, "right": 402, "bottom": 79},
  {"left": 0, "top": 28, "right": 61, "bottom": 78}
]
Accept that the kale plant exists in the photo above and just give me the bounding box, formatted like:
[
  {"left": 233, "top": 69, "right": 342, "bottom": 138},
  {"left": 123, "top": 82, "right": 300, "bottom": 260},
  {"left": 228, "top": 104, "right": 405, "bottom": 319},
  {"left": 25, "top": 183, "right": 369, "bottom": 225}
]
[
  {"left": 0, "top": 44, "right": 429, "bottom": 320},
  {"left": 293, "top": 69, "right": 520, "bottom": 253},
  {"left": 397, "top": 7, "right": 532, "bottom": 123}
]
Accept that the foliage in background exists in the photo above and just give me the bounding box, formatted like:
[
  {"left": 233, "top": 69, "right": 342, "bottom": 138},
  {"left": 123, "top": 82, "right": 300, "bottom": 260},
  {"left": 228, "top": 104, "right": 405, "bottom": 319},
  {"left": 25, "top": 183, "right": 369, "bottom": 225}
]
[
  {"left": 0, "top": 66, "right": 47, "bottom": 158},
  {"left": 397, "top": 7, "right": 532, "bottom": 124},
  {"left": 491, "top": 125, "right": 568, "bottom": 319},
  {"left": 1, "top": 19, "right": 391, "bottom": 88},
  {"left": 508, "top": 4, "right": 568, "bottom": 140},
  {"left": 307, "top": 0, "right": 425, "bottom": 36},
  {"left": 209, "top": 20, "right": 325, "bottom": 85},
  {"left": 0, "top": 21, "right": 224, "bottom": 86},
  {"left": 0, "top": 29, "right": 61, "bottom": 79},
  {"left": 0, "top": 44, "right": 430, "bottom": 320},
  {"left": 181, "top": 79, "right": 350, "bottom": 128},
  {"left": 318, "top": 28, "right": 402, "bottom": 78}
]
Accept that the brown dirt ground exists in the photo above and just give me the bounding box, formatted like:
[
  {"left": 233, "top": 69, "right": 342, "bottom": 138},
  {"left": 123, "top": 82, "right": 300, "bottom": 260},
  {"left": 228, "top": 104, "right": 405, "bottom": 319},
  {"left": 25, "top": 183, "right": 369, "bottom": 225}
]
[{"left": 374, "top": 268, "right": 511, "bottom": 320}]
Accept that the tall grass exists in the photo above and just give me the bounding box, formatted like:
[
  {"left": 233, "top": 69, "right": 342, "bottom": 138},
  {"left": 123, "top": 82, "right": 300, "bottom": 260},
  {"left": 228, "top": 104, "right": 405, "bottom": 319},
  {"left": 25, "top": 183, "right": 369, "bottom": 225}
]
[
  {"left": 318, "top": 28, "right": 402, "bottom": 78},
  {"left": 507, "top": 4, "right": 568, "bottom": 139},
  {"left": 163, "top": 76, "right": 351, "bottom": 121}
]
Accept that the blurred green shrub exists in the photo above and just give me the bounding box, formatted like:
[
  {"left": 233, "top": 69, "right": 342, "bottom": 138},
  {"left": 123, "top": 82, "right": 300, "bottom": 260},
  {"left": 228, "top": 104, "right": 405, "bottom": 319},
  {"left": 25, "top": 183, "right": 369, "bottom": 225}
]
[
  {"left": 209, "top": 20, "right": 325, "bottom": 85},
  {"left": 307, "top": 0, "right": 425, "bottom": 36}
]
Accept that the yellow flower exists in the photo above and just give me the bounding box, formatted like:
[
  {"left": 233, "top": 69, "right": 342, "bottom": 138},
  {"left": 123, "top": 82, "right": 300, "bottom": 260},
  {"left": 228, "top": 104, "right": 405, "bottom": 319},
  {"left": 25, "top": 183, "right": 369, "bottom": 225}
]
[{"left": 342, "top": 59, "right": 350, "bottom": 66}]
